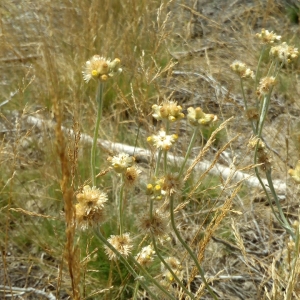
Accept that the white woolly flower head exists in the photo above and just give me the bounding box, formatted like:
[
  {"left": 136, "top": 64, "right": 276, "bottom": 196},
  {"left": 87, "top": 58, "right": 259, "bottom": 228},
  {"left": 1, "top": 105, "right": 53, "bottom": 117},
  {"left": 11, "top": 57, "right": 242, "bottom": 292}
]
[
  {"left": 82, "top": 55, "right": 122, "bottom": 83},
  {"left": 147, "top": 130, "right": 178, "bottom": 151}
]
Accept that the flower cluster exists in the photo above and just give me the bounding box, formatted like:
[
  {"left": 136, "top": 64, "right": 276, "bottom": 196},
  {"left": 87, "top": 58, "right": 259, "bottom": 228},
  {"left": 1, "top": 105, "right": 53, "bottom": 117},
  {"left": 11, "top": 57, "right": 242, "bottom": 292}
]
[
  {"left": 82, "top": 55, "right": 122, "bottom": 83},
  {"left": 147, "top": 130, "right": 178, "bottom": 151},
  {"left": 256, "top": 28, "right": 281, "bottom": 44},
  {"left": 145, "top": 173, "right": 182, "bottom": 199},
  {"left": 230, "top": 60, "right": 255, "bottom": 79},
  {"left": 105, "top": 233, "right": 133, "bottom": 260},
  {"left": 270, "top": 42, "right": 299, "bottom": 64},
  {"left": 135, "top": 245, "right": 155, "bottom": 267},
  {"left": 146, "top": 183, "right": 164, "bottom": 201},
  {"left": 187, "top": 107, "right": 217, "bottom": 126},
  {"left": 108, "top": 153, "right": 141, "bottom": 187},
  {"left": 256, "top": 76, "right": 276, "bottom": 97},
  {"left": 161, "top": 257, "right": 183, "bottom": 283},
  {"left": 152, "top": 100, "right": 185, "bottom": 122},
  {"left": 75, "top": 185, "right": 108, "bottom": 230},
  {"left": 288, "top": 161, "right": 300, "bottom": 184},
  {"left": 108, "top": 152, "right": 135, "bottom": 173}
]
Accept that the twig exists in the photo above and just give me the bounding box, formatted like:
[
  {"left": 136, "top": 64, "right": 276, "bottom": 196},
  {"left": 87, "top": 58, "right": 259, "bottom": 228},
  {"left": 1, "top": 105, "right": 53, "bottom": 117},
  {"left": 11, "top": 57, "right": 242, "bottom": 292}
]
[
  {"left": 0, "top": 285, "right": 56, "bottom": 300},
  {"left": 26, "top": 115, "right": 287, "bottom": 194}
]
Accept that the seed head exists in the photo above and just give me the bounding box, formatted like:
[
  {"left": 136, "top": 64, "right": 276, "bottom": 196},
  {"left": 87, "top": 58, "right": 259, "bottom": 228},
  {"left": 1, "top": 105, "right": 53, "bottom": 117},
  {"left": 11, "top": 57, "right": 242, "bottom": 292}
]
[
  {"left": 161, "top": 257, "right": 183, "bottom": 282},
  {"left": 124, "top": 166, "right": 142, "bottom": 187},
  {"left": 135, "top": 245, "right": 155, "bottom": 267},
  {"left": 256, "top": 76, "right": 276, "bottom": 97},
  {"left": 105, "top": 233, "right": 133, "bottom": 260},
  {"left": 138, "top": 212, "right": 168, "bottom": 237},
  {"left": 161, "top": 173, "right": 182, "bottom": 195},
  {"left": 75, "top": 185, "right": 107, "bottom": 230}
]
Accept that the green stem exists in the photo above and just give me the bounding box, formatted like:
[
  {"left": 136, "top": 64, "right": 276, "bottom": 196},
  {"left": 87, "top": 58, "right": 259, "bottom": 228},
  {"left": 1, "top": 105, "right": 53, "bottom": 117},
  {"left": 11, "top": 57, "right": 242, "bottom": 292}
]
[
  {"left": 119, "top": 179, "right": 125, "bottom": 235},
  {"left": 151, "top": 236, "right": 195, "bottom": 299},
  {"left": 253, "top": 155, "right": 285, "bottom": 229},
  {"left": 127, "top": 254, "right": 175, "bottom": 300},
  {"left": 163, "top": 150, "right": 167, "bottom": 174},
  {"left": 133, "top": 280, "right": 139, "bottom": 300},
  {"left": 240, "top": 78, "right": 256, "bottom": 134},
  {"left": 178, "top": 127, "right": 198, "bottom": 178},
  {"left": 265, "top": 170, "right": 294, "bottom": 238},
  {"left": 154, "top": 150, "right": 163, "bottom": 177},
  {"left": 163, "top": 121, "right": 170, "bottom": 175},
  {"left": 149, "top": 197, "right": 153, "bottom": 219},
  {"left": 257, "top": 94, "right": 269, "bottom": 137},
  {"left": 169, "top": 196, "right": 219, "bottom": 300},
  {"left": 255, "top": 45, "right": 266, "bottom": 93},
  {"left": 91, "top": 82, "right": 104, "bottom": 186}
]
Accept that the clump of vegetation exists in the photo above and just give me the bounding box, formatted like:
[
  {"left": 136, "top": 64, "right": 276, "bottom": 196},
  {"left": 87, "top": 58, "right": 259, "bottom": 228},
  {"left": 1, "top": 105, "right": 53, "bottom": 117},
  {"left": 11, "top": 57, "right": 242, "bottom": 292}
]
[{"left": 1, "top": 1, "right": 300, "bottom": 299}]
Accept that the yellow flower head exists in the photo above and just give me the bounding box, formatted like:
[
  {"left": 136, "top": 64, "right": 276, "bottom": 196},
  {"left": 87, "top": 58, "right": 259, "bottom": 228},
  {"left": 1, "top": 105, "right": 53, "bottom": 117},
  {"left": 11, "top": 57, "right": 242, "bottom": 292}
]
[
  {"left": 152, "top": 100, "right": 185, "bottom": 122},
  {"left": 256, "top": 29, "right": 281, "bottom": 44},
  {"left": 270, "top": 42, "right": 299, "bottom": 64},
  {"left": 83, "top": 55, "right": 122, "bottom": 83},
  {"left": 230, "top": 60, "right": 255, "bottom": 79},
  {"left": 147, "top": 130, "right": 178, "bottom": 151},
  {"left": 187, "top": 107, "right": 217, "bottom": 126},
  {"left": 288, "top": 161, "right": 300, "bottom": 184},
  {"left": 109, "top": 152, "right": 135, "bottom": 173}
]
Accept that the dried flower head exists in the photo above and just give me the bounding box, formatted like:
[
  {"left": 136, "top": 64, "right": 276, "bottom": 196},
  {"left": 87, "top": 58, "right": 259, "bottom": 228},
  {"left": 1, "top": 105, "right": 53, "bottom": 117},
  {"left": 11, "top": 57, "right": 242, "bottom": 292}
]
[
  {"left": 161, "top": 173, "right": 182, "bottom": 195},
  {"left": 108, "top": 153, "right": 135, "bottom": 173},
  {"left": 248, "top": 136, "right": 265, "bottom": 150},
  {"left": 288, "top": 161, "right": 300, "bottom": 184},
  {"left": 270, "top": 42, "right": 299, "bottom": 64},
  {"left": 230, "top": 60, "right": 255, "bottom": 79},
  {"left": 135, "top": 245, "right": 155, "bottom": 267},
  {"left": 147, "top": 130, "right": 178, "bottom": 151},
  {"left": 161, "top": 257, "right": 183, "bottom": 282},
  {"left": 138, "top": 212, "right": 168, "bottom": 237},
  {"left": 256, "top": 29, "right": 281, "bottom": 44},
  {"left": 152, "top": 101, "right": 185, "bottom": 122},
  {"left": 124, "top": 166, "right": 142, "bottom": 187},
  {"left": 105, "top": 233, "right": 133, "bottom": 260},
  {"left": 82, "top": 55, "right": 122, "bottom": 83},
  {"left": 76, "top": 185, "right": 108, "bottom": 214},
  {"left": 75, "top": 202, "right": 106, "bottom": 230},
  {"left": 187, "top": 107, "right": 217, "bottom": 126},
  {"left": 75, "top": 185, "right": 108, "bottom": 230},
  {"left": 248, "top": 137, "right": 271, "bottom": 171},
  {"left": 256, "top": 76, "right": 276, "bottom": 97}
]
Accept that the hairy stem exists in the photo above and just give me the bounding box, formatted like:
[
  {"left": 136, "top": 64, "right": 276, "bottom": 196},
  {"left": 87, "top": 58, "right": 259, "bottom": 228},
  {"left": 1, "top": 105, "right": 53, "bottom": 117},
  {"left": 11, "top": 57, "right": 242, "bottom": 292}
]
[{"left": 91, "top": 82, "right": 104, "bottom": 186}]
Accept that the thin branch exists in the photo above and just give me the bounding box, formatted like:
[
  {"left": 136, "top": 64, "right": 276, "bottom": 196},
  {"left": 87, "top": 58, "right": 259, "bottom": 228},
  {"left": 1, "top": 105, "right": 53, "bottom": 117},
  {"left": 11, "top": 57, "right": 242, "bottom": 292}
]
[{"left": 26, "top": 116, "right": 287, "bottom": 194}]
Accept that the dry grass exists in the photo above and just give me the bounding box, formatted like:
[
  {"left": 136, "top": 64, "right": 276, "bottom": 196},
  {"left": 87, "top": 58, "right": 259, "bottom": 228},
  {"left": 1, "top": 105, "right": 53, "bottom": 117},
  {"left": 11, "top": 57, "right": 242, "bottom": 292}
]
[{"left": 1, "top": 0, "right": 300, "bottom": 299}]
